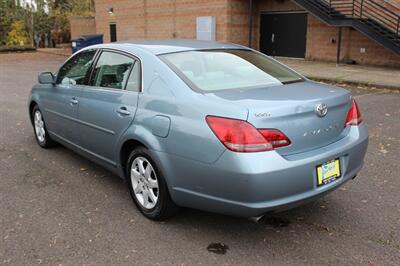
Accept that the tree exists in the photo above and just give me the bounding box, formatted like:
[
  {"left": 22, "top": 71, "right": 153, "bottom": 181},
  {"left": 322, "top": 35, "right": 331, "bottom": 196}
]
[
  {"left": 33, "top": 2, "right": 51, "bottom": 42},
  {"left": 48, "top": 0, "right": 95, "bottom": 43},
  {"left": 6, "top": 20, "right": 30, "bottom": 46},
  {"left": 0, "top": 0, "right": 95, "bottom": 46},
  {"left": 0, "top": 0, "right": 28, "bottom": 45}
]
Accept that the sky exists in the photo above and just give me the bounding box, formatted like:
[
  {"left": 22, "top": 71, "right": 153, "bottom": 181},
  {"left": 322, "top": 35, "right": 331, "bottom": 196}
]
[
  {"left": 20, "top": 0, "right": 49, "bottom": 13},
  {"left": 19, "top": 0, "right": 36, "bottom": 9}
]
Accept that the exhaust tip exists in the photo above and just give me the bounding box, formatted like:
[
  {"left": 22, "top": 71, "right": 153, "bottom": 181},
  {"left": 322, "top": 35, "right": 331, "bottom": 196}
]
[
  {"left": 248, "top": 211, "right": 275, "bottom": 223},
  {"left": 248, "top": 215, "right": 265, "bottom": 223}
]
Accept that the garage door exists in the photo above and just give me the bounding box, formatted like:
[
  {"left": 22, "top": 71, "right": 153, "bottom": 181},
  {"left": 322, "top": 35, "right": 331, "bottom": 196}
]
[{"left": 260, "top": 12, "right": 308, "bottom": 58}]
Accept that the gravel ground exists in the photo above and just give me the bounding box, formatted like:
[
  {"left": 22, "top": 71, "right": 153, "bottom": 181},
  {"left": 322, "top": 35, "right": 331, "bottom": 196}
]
[{"left": 0, "top": 52, "right": 399, "bottom": 265}]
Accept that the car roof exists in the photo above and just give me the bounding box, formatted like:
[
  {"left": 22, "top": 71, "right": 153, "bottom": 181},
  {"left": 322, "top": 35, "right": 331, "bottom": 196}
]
[{"left": 96, "top": 40, "right": 249, "bottom": 55}]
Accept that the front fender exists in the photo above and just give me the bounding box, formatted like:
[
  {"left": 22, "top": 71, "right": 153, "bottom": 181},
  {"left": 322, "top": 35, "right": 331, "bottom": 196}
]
[{"left": 28, "top": 87, "right": 42, "bottom": 122}]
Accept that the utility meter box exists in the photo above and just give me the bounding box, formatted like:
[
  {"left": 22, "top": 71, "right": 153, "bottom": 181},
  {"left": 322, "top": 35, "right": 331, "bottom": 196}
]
[{"left": 196, "top": 16, "right": 216, "bottom": 41}]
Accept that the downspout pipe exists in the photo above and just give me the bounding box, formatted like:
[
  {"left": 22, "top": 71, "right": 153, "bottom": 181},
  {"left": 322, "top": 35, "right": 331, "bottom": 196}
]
[
  {"left": 336, "top": 27, "right": 342, "bottom": 66},
  {"left": 248, "top": 0, "right": 254, "bottom": 48}
]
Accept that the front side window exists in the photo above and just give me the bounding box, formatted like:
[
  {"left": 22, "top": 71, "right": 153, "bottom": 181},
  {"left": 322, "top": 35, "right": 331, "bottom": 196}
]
[
  {"left": 91, "top": 51, "right": 135, "bottom": 90},
  {"left": 159, "top": 49, "right": 304, "bottom": 92},
  {"left": 57, "top": 49, "right": 96, "bottom": 85}
]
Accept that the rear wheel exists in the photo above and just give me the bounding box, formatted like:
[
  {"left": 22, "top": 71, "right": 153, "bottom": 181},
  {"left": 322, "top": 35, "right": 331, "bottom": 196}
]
[
  {"left": 126, "top": 147, "right": 179, "bottom": 220},
  {"left": 32, "top": 105, "right": 56, "bottom": 148}
]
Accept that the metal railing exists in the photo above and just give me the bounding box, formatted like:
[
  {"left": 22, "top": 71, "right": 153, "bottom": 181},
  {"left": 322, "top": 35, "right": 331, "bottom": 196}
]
[{"left": 323, "top": 0, "right": 400, "bottom": 37}]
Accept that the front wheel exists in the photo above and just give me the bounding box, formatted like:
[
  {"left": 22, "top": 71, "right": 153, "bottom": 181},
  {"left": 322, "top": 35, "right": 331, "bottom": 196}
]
[
  {"left": 126, "top": 147, "right": 179, "bottom": 220},
  {"left": 31, "top": 106, "right": 56, "bottom": 148}
]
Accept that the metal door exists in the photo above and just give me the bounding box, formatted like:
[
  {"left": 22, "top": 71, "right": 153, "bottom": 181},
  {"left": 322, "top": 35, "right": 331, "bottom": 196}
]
[{"left": 260, "top": 12, "right": 308, "bottom": 58}]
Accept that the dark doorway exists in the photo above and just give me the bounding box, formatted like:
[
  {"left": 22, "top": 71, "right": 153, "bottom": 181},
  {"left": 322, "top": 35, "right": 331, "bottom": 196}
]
[
  {"left": 260, "top": 12, "right": 308, "bottom": 58},
  {"left": 109, "top": 23, "right": 117, "bottom": 42}
]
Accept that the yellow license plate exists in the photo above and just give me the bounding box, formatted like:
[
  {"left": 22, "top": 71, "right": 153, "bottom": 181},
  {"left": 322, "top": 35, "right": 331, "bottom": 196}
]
[{"left": 316, "top": 159, "right": 341, "bottom": 186}]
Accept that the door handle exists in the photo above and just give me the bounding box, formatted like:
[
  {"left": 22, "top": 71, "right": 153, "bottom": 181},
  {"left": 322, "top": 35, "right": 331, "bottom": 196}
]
[
  {"left": 117, "top": 107, "right": 131, "bottom": 116},
  {"left": 70, "top": 97, "right": 79, "bottom": 105},
  {"left": 271, "top": 33, "right": 275, "bottom": 43}
]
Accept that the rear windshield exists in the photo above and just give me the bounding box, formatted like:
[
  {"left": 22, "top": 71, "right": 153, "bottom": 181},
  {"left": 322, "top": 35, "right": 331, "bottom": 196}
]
[{"left": 159, "top": 49, "right": 304, "bottom": 92}]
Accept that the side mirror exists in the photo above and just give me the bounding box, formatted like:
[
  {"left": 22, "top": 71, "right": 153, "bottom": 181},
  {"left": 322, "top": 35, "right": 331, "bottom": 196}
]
[{"left": 38, "top": 72, "right": 55, "bottom": 85}]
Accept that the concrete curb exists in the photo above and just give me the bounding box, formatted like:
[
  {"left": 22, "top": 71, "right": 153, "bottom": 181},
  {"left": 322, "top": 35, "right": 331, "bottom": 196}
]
[
  {"left": 37, "top": 49, "right": 71, "bottom": 57},
  {"left": 308, "top": 76, "right": 400, "bottom": 91}
]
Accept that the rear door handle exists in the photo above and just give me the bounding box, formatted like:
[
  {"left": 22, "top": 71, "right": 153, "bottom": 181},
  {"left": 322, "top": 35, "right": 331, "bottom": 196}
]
[
  {"left": 117, "top": 107, "right": 131, "bottom": 116},
  {"left": 70, "top": 97, "right": 79, "bottom": 105}
]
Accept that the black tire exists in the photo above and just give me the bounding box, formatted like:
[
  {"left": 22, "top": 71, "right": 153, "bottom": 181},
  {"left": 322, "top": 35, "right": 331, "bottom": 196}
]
[
  {"left": 31, "top": 105, "right": 57, "bottom": 148},
  {"left": 126, "top": 147, "right": 179, "bottom": 220}
]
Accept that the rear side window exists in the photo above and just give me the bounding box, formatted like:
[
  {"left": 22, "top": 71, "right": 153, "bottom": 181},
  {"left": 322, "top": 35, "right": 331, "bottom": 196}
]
[
  {"left": 57, "top": 49, "right": 96, "bottom": 85},
  {"left": 91, "top": 51, "right": 135, "bottom": 90},
  {"left": 125, "top": 62, "right": 140, "bottom": 92}
]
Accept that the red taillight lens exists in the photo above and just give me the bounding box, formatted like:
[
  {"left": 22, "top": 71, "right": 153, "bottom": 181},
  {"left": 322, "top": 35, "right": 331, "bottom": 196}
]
[
  {"left": 206, "top": 116, "right": 291, "bottom": 152},
  {"left": 345, "top": 99, "right": 362, "bottom": 127},
  {"left": 259, "top": 129, "right": 292, "bottom": 148}
]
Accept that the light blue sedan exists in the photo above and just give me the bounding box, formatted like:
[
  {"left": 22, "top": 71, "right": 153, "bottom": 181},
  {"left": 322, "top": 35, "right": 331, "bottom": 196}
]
[{"left": 28, "top": 40, "right": 368, "bottom": 220}]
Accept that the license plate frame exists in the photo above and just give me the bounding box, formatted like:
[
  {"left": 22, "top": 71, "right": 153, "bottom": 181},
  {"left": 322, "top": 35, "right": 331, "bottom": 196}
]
[{"left": 316, "top": 158, "right": 341, "bottom": 187}]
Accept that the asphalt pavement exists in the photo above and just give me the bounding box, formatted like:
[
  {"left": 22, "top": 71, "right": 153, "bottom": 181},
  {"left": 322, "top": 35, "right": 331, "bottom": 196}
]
[{"left": 0, "top": 52, "right": 399, "bottom": 265}]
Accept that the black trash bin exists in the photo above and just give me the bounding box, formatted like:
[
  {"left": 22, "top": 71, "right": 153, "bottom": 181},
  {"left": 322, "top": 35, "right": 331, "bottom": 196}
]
[{"left": 71, "top": 34, "right": 103, "bottom": 53}]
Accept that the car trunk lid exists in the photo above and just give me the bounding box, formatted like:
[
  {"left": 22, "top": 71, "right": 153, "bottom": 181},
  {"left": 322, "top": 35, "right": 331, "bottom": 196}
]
[{"left": 207, "top": 81, "right": 352, "bottom": 156}]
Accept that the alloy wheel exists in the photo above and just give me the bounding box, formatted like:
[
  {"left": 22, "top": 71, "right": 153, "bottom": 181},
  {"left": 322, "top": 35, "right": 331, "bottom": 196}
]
[
  {"left": 34, "top": 110, "right": 46, "bottom": 143},
  {"left": 130, "top": 156, "right": 159, "bottom": 209}
]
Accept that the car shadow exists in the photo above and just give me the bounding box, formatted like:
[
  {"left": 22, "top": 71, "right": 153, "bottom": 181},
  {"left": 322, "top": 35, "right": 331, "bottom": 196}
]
[
  {"left": 45, "top": 142, "right": 348, "bottom": 238},
  {"left": 44, "top": 143, "right": 126, "bottom": 188},
  {"left": 169, "top": 199, "right": 328, "bottom": 228}
]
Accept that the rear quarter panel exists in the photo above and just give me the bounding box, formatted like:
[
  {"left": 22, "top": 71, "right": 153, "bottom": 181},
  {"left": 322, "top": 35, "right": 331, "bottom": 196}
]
[
  {"left": 116, "top": 49, "right": 248, "bottom": 182},
  {"left": 119, "top": 51, "right": 248, "bottom": 160}
]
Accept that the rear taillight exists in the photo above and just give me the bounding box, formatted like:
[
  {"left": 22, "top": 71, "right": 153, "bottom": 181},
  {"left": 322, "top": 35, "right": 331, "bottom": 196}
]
[
  {"left": 206, "top": 116, "right": 291, "bottom": 152},
  {"left": 259, "top": 129, "right": 291, "bottom": 148},
  {"left": 345, "top": 99, "right": 362, "bottom": 127}
]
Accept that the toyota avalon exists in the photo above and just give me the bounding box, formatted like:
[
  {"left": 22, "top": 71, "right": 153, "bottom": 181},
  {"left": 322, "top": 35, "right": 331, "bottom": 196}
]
[{"left": 28, "top": 40, "right": 368, "bottom": 220}]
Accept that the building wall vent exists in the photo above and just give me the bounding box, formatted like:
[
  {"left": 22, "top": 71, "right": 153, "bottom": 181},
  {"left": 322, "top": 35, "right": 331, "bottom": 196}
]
[{"left": 196, "top": 16, "right": 216, "bottom": 41}]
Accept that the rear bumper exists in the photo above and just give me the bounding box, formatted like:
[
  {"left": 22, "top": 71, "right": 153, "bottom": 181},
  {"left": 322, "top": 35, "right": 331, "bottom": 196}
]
[{"left": 157, "top": 125, "right": 368, "bottom": 217}]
